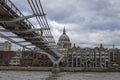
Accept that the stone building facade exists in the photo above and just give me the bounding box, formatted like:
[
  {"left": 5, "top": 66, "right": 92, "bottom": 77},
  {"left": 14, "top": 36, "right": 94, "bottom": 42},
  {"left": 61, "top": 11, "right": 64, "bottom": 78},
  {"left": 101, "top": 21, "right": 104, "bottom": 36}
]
[
  {"left": 0, "top": 51, "right": 52, "bottom": 66},
  {"left": 0, "top": 41, "right": 11, "bottom": 51},
  {"left": 57, "top": 27, "right": 120, "bottom": 68},
  {"left": 9, "top": 50, "right": 22, "bottom": 66},
  {"left": 66, "top": 44, "right": 120, "bottom": 68},
  {"left": 0, "top": 51, "right": 15, "bottom": 65},
  {"left": 66, "top": 44, "right": 111, "bottom": 68},
  {"left": 57, "top": 27, "right": 71, "bottom": 53},
  {"left": 20, "top": 51, "right": 52, "bottom": 67},
  {"left": 109, "top": 48, "right": 120, "bottom": 67},
  {"left": 57, "top": 27, "right": 71, "bottom": 66}
]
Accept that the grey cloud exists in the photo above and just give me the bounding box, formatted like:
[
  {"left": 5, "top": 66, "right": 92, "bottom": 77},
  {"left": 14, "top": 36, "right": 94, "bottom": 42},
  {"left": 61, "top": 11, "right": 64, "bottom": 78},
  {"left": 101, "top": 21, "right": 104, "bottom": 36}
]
[
  {"left": 12, "top": 0, "right": 32, "bottom": 13},
  {"left": 3, "top": 0, "right": 120, "bottom": 48},
  {"left": 86, "top": 22, "right": 120, "bottom": 31},
  {"left": 41, "top": 0, "right": 82, "bottom": 22},
  {"left": 84, "top": 0, "right": 112, "bottom": 11},
  {"left": 83, "top": 0, "right": 120, "bottom": 19}
]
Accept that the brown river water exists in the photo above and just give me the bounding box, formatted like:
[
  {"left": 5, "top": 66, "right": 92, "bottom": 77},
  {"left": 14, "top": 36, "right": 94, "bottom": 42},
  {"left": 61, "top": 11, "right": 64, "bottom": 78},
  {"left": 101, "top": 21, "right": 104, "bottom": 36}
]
[{"left": 0, "top": 71, "right": 119, "bottom": 80}]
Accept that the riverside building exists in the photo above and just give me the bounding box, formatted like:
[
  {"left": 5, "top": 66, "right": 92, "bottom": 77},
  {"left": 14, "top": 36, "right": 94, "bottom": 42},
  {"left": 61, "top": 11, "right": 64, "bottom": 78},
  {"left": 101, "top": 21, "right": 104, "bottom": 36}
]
[
  {"left": 66, "top": 44, "right": 110, "bottom": 68},
  {"left": 57, "top": 27, "right": 71, "bottom": 66},
  {"left": 0, "top": 41, "right": 11, "bottom": 51},
  {"left": 57, "top": 27, "right": 120, "bottom": 68}
]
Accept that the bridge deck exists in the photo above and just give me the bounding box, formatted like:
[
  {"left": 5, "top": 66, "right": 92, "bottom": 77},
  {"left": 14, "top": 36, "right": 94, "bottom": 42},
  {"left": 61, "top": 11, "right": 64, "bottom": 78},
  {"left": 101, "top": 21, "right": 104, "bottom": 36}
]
[{"left": 0, "top": 0, "right": 63, "bottom": 63}]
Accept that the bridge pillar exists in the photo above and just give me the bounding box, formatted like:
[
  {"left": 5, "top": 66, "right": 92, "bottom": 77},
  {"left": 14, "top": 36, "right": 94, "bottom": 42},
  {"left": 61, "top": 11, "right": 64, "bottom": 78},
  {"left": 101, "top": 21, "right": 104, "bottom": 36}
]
[{"left": 52, "top": 63, "right": 60, "bottom": 73}]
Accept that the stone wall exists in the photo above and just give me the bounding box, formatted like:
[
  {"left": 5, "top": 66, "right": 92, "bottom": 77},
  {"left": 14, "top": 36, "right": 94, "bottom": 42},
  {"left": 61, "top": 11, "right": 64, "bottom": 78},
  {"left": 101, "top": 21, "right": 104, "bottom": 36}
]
[
  {"left": 0, "top": 66, "right": 119, "bottom": 72},
  {"left": 0, "top": 66, "right": 52, "bottom": 71}
]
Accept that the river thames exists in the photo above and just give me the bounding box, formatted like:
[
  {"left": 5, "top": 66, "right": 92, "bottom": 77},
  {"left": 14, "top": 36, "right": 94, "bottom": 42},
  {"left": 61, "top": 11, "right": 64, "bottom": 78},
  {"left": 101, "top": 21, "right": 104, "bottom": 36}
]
[{"left": 0, "top": 71, "right": 120, "bottom": 80}]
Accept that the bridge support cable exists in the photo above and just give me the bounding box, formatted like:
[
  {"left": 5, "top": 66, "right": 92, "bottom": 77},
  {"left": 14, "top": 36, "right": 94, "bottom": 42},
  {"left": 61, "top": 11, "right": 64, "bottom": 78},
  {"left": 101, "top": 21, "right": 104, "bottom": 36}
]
[
  {"left": 0, "top": 0, "right": 64, "bottom": 64},
  {"left": 0, "top": 35, "right": 63, "bottom": 64},
  {"left": 36, "top": 49, "right": 64, "bottom": 64},
  {"left": 28, "top": 0, "right": 48, "bottom": 37},
  {"left": 0, "top": 28, "right": 50, "bottom": 33},
  {"left": 0, "top": 32, "right": 32, "bottom": 50},
  {"left": 27, "top": 0, "right": 48, "bottom": 43},
  {"left": 28, "top": 0, "right": 56, "bottom": 45},
  {"left": 0, "top": 0, "right": 46, "bottom": 43},
  {"left": 0, "top": 14, "right": 45, "bottom": 23},
  {"left": 27, "top": 0, "right": 58, "bottom": 47},
  {"left": 0, "top": 35, "right": 53, "bottom": 39},
  {"left": 37, "top": 0, "right": 56, "bottom": 44},
  {"left": 27, "top": 0, "right": 64, "bottom": 64}
]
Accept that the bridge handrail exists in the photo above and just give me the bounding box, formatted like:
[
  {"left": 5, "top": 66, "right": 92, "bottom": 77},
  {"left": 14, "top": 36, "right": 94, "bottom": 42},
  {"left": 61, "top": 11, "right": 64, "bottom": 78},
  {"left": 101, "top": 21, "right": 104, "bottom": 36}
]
[
  {"left": 3, "top": 0, "right": 35, "bottom": 29},
  {"left": 1, "top": 0, "right": 53, "bottom": 48},
  {"left": 1, "top": 0, "right": 63, "bottom": 64}
]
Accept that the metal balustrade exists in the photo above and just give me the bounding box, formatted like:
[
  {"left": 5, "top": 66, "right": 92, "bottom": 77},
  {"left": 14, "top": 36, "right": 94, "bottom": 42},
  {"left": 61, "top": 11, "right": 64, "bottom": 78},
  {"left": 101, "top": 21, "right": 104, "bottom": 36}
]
[{"left": 0, "top": 0, "right": 64, "bottom": 64}]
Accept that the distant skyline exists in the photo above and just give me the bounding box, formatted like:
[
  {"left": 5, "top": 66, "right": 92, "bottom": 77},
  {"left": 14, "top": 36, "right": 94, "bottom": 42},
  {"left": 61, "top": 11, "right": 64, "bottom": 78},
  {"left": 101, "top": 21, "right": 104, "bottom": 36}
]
[{"left": 1, "top": 0, "right": 120, "bottom": 49}]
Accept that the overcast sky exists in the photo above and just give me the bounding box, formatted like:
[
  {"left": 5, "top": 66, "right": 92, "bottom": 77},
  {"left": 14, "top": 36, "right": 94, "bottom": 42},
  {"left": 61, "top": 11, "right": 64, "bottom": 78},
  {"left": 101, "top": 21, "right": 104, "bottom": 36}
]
[{"left": 1, "top": 0, "right": 120, "bottom": 49}]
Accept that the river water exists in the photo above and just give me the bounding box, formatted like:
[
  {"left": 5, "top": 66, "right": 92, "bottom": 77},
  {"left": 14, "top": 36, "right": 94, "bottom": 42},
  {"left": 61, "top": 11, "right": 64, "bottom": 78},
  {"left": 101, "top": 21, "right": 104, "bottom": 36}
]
[{"left": 0, "top": 71, "right": 119, "bottom": 80}]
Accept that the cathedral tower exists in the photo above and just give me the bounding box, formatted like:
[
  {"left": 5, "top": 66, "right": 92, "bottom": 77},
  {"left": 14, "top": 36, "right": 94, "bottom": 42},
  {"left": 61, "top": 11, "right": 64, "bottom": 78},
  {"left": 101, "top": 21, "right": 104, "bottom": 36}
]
[{"left": 57, "top": 27, "right": 71, "bottom": 52}]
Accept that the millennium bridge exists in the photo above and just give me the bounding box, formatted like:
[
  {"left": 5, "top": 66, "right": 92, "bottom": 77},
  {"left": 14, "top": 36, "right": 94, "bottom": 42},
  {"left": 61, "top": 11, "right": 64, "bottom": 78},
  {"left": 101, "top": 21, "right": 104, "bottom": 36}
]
[{"left": 0, "top": 0, "right": 64, "bottom": 66}]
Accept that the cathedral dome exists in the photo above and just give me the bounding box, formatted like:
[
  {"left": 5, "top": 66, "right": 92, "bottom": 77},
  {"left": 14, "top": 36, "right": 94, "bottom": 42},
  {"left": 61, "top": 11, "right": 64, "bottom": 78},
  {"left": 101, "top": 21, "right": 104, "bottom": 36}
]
[
  {"left": 59, "top": 34, "right": 70, "bottom": 41},
  {"left": 59, "top": 27, "right": 70, "bottom": 42}
]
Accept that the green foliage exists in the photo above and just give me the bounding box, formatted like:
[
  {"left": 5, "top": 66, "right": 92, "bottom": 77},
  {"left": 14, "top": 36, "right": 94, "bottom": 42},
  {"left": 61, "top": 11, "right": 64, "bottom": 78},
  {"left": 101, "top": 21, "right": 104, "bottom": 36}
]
[{"left": 32, "top": 58, "right": 39, "bottom": 66}]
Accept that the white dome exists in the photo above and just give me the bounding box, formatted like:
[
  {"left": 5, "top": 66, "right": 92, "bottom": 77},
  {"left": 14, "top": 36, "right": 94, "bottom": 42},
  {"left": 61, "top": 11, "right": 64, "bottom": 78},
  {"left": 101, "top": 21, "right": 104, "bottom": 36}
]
[
  {"left": 58, "top": 27, "right": 70, "bottom": 42},
  {"left": 59, "top": 34, "right": 70, "bottom": 41}
]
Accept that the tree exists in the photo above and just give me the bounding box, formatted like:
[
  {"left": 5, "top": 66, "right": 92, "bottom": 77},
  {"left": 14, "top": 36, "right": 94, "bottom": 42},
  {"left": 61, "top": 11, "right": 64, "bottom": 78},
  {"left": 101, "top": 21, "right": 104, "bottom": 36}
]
[{"left": 32, "top": 58, "right": 39, "bottom": 66}]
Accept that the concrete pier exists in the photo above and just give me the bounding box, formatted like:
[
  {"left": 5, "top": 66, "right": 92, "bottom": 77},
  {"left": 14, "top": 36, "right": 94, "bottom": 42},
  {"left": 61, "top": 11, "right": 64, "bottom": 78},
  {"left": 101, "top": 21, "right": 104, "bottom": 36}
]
[{"left": 52, "top": 64, "right": 60, "bottom": 73}]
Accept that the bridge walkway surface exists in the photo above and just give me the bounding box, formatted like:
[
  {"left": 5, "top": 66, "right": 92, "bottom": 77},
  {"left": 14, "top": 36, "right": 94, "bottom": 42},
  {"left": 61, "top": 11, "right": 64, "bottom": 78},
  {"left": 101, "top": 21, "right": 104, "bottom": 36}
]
[{"left": 0, "top": 0, "right": 63, "bottom": 64}]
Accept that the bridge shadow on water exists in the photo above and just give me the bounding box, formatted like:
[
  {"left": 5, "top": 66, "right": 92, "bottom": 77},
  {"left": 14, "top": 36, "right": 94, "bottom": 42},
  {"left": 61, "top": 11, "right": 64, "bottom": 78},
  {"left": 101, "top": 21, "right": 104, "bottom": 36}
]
[
  {"left": 43, "top": 72, "right": 74, "bottom": 80},
  {"left": 45, "top": 73, "right": 59, "bottom": 80}
]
